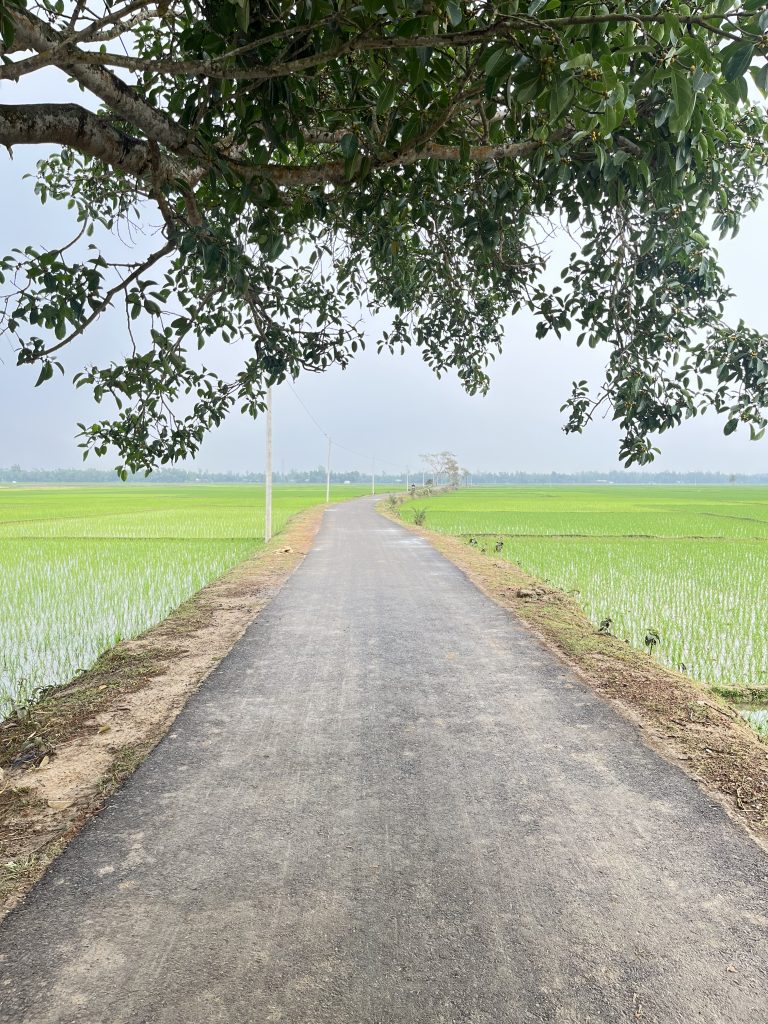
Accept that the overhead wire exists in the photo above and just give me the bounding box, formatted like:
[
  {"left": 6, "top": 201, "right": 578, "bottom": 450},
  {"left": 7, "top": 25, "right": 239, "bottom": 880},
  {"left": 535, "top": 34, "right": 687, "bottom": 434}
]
[{"left": 285, "top": 381, "right": 407, "bottom": 472}]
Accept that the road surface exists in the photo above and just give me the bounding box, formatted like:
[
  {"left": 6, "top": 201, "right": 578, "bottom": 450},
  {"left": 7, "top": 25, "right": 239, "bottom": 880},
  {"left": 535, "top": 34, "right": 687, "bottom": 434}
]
[{"left": 1, "top": 497, "right": 767, "bottom": 1023}]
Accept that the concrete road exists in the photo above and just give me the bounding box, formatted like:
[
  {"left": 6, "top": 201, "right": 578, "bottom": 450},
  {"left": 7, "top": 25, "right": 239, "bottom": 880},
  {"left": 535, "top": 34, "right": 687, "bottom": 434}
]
[{"left": 1, "top": 498, "right": 767, "bottom": 1023}]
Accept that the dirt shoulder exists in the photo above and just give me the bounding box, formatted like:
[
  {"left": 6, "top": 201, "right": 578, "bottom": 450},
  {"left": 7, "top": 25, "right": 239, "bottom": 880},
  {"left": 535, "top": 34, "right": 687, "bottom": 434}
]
[
  {"left": 0, "top": 507, "right": 324, "bottom": 917},
  {"left": 384, "top": 507, "right": 768, "bottom": 851}
]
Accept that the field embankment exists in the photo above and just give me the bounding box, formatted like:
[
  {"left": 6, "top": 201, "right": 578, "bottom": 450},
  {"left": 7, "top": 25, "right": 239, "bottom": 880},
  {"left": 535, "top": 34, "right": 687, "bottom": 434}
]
[
  {"left": 383, "top": 492, "right": 768, "bottom": 848},
  {"left": 0, "top": 485, "right": 365, "bottom": 713},
  {"left": 0, "top": 506, "right": 324, "bottom": 916},
  {"left": 395, "top": 487, "right": 768, "bottom": 702}
]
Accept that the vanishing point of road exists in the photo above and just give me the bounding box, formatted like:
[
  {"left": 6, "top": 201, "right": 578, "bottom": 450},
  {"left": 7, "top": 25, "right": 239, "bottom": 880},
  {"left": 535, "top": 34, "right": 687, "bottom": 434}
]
[{"left": 1, "top": 497, "right": 767, "bottom": 1023}]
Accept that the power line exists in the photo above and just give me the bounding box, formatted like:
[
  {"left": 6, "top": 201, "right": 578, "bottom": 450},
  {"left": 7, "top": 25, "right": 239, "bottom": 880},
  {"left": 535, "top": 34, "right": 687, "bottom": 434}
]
[
  {"left": 286, "top": 381, "right": 328, "bottom": 439},
  {"left": 262, "top": 381, "right": 414, "bottom": 540},
  {"left": 285, "top": 382, "right": 407, "bottom": 472},
  {"left": 331, "top": 439, "right": 402, "bottom": 471}
]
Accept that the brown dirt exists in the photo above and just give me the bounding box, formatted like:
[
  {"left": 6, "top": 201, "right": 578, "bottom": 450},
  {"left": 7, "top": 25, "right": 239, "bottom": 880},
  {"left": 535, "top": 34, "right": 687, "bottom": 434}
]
[
  {"left": 385, "top": 508, "right": 768, "bottom": 851},
  {"left": 0, "top": 507, "right": 324, "bottom": 917}
]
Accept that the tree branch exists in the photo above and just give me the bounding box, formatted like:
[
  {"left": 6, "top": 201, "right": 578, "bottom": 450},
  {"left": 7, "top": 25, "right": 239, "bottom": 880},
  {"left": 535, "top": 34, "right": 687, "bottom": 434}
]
[
  {"left": 0, "top": 101, "right": 584, "bottom": 190},
  {"left": 41, "top": 242, "right": 174, "bottom": 357},
  {"left": 8, "top": 12, "right": 194, "bottom": 159},
  {"left": 1, "top": 11, "right": 754, "bottom": 82},
  {"left": 0, "top": 103, "right": 193, "bottom": 181}
]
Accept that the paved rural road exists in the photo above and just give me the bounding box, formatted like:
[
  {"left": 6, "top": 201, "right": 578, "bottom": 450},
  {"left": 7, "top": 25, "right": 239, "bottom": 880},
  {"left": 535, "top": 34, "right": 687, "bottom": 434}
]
[{"left": 1, "top": 498, "right": 767, "bottom": 1023}]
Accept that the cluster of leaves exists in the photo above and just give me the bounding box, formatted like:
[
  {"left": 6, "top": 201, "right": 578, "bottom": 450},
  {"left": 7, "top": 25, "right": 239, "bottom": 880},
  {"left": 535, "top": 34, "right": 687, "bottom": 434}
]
[{"left": 1, "top": 0, "right": 768, "bottom": 471}]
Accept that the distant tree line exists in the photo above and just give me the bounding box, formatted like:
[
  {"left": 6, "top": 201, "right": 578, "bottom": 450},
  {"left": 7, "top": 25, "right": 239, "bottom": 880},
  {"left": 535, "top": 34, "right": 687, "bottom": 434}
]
[
  {"left": 3, "top": 465, "right": 768, "bottom": 486},
  {"left": 0, "top": 465, "right": 406, "bottom": 485},
  {"left": 466, "top": 471, "right": 765, "bottom": 485}
]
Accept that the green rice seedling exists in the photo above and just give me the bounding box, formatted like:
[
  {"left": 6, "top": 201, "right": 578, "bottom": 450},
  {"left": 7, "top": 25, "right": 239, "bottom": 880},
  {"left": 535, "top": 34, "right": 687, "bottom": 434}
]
[
  {"left": 400, "top": 486, "right": 768, "bottom": 739},
  {"left": 741, "top": 708, "right": 768, "bottom": 740},
  {"left": 0, "top": 484, "right": 367, "bottom": 713}
]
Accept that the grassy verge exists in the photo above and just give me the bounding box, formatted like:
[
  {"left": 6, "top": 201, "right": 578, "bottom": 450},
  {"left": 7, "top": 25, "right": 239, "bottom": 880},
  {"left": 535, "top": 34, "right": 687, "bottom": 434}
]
[
  {"left": 0, "top": 506, "right": 324, "bottom": 916},
  {"left": 382, "top": 503, "right": 768, "bottom": 850}
]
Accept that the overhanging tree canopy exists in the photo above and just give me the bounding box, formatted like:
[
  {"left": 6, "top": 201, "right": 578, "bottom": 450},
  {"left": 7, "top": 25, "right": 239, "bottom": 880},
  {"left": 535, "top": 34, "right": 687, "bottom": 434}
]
[{"left": 1, "top": 0, "right": 767, "bottom": 473}]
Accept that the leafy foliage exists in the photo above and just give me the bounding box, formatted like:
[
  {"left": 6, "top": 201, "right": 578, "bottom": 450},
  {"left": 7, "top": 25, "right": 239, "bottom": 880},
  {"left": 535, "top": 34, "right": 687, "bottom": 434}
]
[{"left": 1, "top": 1, "right": 768, "bottom": 472}]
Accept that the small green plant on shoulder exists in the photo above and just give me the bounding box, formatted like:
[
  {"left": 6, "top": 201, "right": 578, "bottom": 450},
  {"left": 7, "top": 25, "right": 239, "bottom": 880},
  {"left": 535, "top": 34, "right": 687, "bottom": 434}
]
[
  {"left": 413, "top": 508, "right": 427, "bottom": 526},
  {"left": 387, "top": 493, "right": 400, "bottom": 512},
  {"left": 645, "top": 629, "right": 660, "bottom": 655}
]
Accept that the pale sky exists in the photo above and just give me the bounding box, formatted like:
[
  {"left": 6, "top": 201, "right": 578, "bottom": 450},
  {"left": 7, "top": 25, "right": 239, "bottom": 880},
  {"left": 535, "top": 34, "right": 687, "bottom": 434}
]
[{"left": 2, "top": 69, "right": 768, "bottom": 476}]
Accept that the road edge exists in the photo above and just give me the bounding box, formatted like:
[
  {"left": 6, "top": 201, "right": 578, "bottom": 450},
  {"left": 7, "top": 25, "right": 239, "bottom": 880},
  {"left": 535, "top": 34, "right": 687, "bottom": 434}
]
[
  {"left": 380, "top": 504, "right": 768, "bottom": 852},
  {"left": 0, "top": 505, "right": 325, "bottom": 918}
]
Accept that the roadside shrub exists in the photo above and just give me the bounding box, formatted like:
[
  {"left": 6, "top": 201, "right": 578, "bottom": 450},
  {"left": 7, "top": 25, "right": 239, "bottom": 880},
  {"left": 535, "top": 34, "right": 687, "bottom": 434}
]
[{"left": 413, "top": 508, "right": 427, "bottom": 526}]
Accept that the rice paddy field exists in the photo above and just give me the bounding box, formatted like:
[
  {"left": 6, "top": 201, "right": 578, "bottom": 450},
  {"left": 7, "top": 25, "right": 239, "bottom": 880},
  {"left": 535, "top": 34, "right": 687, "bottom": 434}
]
[
  {"left": 398, "top": 486, "right": 768, "bottom": 734},
  {"left": 0, "top": 484, "right": 366, "bottom": 714}
]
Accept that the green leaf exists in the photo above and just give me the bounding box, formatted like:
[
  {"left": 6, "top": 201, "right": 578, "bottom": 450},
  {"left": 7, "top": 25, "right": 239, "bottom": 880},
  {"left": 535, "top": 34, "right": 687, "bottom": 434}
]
[
  {"left": 376, "top": 80, "right": 397, "bottom": 115},
  {"left": 549, "top": 78, "right": 574, "bottom": 123},
  {"left": 339, "top": 133, "right": 358, "bottom": 159},
  {"left": 722, "top": 44, "right": 754, "bottom": 82},
  {"left": 0, "top": 11, "right": 15, "bottom": 48},
  {"left": 691, "top": 69, "right": 715, "bottom": 93},
  {"left": 234, "top": 0, "right": 249, "bottom": 32},
  {"left": 484, "top": 47, "right": 513, "bottom": 79},
  {"left": 724, "top": 418, "right": 739, "bottom": 436},
  {"left": 446, "top": 1, "right": 461, "bottom": 27},
  {"left": 750, "top": 64, "right": 768, "bottom": 97},
  {"left": 669, "top": 72, "right": 695, "bottom": 132},
  {"left": 654, "top": 99, "right": 674, "bottom": 128},
  {"left": 35, "top": 362, "right": 53, "bottom": 387},
  {"left": 599, "top": 94, "right": 624, "bottom": 135},
  {"left": 560, "top": 53, "right": 594, "bottom": 71}
]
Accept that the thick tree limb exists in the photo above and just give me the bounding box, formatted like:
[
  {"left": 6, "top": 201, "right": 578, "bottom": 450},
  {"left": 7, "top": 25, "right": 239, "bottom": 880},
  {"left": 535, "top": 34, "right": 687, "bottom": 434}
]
[
  {"left": 0, "top": 104, "right": 191, "bottom": 181},
  {"left": 9, "top": 13, "right": 193, "bottom": 158},
  {"left": 0, "top": 95, "right": 636, "bottom": 196},
  {"left": 0, "top": 102, "right": 591, "bottom": 191}
]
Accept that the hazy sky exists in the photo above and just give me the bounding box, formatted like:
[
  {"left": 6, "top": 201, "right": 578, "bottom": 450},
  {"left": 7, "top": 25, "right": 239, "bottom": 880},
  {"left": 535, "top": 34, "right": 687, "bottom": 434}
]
[{"left": 2, "top": 69, "right": 768, "bottom": 475}]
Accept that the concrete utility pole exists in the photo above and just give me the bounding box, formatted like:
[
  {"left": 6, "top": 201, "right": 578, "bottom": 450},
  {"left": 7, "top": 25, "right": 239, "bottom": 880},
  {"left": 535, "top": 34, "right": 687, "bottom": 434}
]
[
  {"left": 264, "top": 386, "right": 273, "bottom": 542},
  {"left": 371, "top": 457, "right": 376, "bottom": 496},
  {"left": 406, "top": 466, "right": 409, "bottom": 490},
  {"left": 325, "top": 435, "right": 332, "bottom": 503}
]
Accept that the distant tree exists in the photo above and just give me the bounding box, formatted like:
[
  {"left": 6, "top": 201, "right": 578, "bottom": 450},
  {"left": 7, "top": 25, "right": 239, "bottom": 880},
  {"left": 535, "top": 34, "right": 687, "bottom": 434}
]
[
  {"left": 2, "top": 2, "right": 768, "bottom": 475},
  {"left": 442, "top": 453, "right": 462, "bottom": 488},
  {"left": 420, "top": 451, "right": 461, "bottom": 486},
  {"left": 420, "top": 454, "right": 445, "bottom": 486}
]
